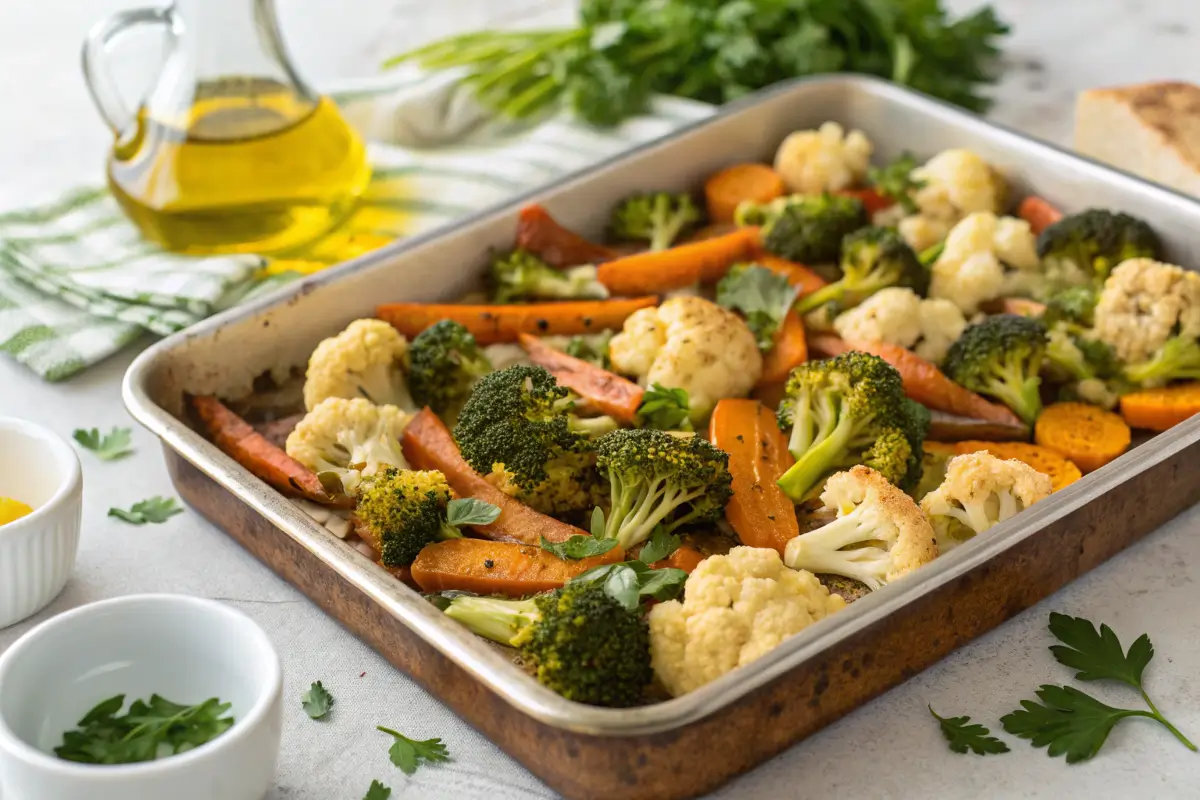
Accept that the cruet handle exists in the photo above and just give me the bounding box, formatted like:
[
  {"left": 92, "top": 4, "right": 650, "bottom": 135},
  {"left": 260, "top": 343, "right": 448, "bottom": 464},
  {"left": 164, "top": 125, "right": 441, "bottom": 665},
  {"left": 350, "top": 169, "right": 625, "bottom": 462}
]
[{"left": 81, "top": 6, "right": 174, "bottom": 134}]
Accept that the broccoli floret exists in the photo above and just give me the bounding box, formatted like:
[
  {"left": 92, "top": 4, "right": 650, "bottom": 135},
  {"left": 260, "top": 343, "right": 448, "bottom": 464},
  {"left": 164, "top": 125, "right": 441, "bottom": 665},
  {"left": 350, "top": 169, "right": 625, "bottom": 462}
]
[
  {"left": 1044, "top": 323, "right": 1119, "bottom": 383},
  {"left": 444, "top": 582, "right": 652, "bottom": 707},
  {"left": 609, "top": 192, "right": 702, "bottom": 251},
  {"left": 408, "top": 320, "right": 493, "bottom": 426},
  {"left": 488, "top": 249, "right": 608, "bottom": 303},
  {"left": 355, "top": 468, "right": 459, "bottom": 567},
  {"left": 795, "top": 226, "right": 927, "bottom": 316},
  {"left": 453, "top": 365, "right": 606, "bottom": 515},
  {"left": 759, "top": 193, "right": 868, "bottom": 264},
  {"left": 1036, "top": 208, "right": 1162, "bottom": 287},
  {"left": 715, "top": 263, "right": 798, "bottom": 350},
  {"left": 943, "top": 315, "right": 1048, "bottom": 426},
  {"left": 1124, "top": 336, "right": 1200, "bottom": 386},
  {"left": 775, "top": 352, "right": 926, "bottom": 502},
  {"left": 595, "top": 428, "right": 732, "bottom": 550},
  {"left": 1041, "top": 285, "right": 1099, "bottom": 328}
]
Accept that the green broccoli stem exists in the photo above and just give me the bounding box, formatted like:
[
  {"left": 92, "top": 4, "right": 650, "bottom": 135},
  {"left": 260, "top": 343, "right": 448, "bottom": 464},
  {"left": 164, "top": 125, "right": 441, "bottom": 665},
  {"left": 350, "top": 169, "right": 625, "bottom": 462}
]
[
  {"left": 569, "top": 415, "right": 619, "bottom": 438},
  {"left": 918, "top": 241, "right": 945, "bottom": 266},
  {"left": 985, "top": 358, "right": 1043, "bottom": 426},
  {"left": 784, "top": 511, "right": 889, "bottom": 590},
  {"left": 605, "top": 473, "right": 708, "bottom": 549},
  {"left": 1123, "top": 338, "right": 1200, "bottom": 387},
  {"left": 794, "top": 282, "right": 847, "bottom": 315},
  {"left": 439, "top": 521, "right": 464, "bottom": 541},
  {"left": 444, "top": 595, "right": 539, "bottom": 646},
  {"left": 777, "top": 408, "right": 859, "bottom": 502}
]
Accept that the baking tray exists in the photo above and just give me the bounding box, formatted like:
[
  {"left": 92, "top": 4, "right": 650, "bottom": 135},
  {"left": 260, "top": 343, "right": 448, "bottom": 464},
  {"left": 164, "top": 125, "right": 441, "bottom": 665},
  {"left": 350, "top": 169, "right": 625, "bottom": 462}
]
[{"left": 123, "top": 75, "right": 1200, "bottom": 800}]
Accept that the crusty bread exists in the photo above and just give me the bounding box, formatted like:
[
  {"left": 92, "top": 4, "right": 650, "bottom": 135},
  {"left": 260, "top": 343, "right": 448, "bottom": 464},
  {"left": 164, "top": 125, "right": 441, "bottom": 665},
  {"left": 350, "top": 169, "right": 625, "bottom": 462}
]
[{"left": 1075, "top": 81, "right": 1200, "bottom": 197}]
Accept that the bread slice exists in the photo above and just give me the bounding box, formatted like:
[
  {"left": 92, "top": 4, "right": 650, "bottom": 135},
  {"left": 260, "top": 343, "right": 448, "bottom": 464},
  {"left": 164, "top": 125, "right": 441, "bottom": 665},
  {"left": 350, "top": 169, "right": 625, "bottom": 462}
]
[{"left": 1075, "top": 81, "right": 1200, "bottom": 197}]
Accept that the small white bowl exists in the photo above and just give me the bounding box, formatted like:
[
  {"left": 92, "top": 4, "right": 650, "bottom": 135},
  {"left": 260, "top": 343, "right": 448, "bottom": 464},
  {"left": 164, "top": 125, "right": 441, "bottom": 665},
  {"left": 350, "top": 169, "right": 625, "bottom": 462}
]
[
  {"left": 0, "top": 417, "right": 82, "bottom": 629},
  {"left": 0, "top": 594, "right": 283, "bottom": 800}
]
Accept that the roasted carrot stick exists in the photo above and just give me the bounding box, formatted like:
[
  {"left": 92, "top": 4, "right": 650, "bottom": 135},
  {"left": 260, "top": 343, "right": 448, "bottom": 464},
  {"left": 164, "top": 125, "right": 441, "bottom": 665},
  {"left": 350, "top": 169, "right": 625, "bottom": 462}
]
[
  {"left": 836, "top": 188, "right": 895, "bottom": 216},
  {"left": 376, "top": 296, "right": 657, "bottom": 345},
  {"left": 516, "top": 204, "right": 616, "bottom": 267},
  {"left": 709, "top": 399, "right": 799, "bottom": 555},
  {"left": 401, "top": 408, "right": 586, "bottom": 544},
  {"left": 749, "top": 251, "right": 828, "bottom": 297},
  {"left": 1120, "top": 383, "right": 1200, "bottom": 431},
  {"left": 191, "top": 395, "right": 349, "bottom": 507},
  {"left": 652, "top": 544, "right": 706, "bottom": 574},
  {"left": 758, "top": 309, "right": 808, "bottom": 385},
  {"left": 704, "top": 163, "right": 785, "bottom": 223},
  {"left": 809, "top": 336, "right": 1024, "bottom": 426},
  {"left": 517, "top": 333, "right": 644, "bottom": 423},
  {"left": 596, "top": 228, "right": 760, "bottom": 295},
  {"left": 1017, "top": 196, "right": 1064, "bottom": 236},
  {"left": 410, "top": 537, "right": 624, "bottom": 596}
]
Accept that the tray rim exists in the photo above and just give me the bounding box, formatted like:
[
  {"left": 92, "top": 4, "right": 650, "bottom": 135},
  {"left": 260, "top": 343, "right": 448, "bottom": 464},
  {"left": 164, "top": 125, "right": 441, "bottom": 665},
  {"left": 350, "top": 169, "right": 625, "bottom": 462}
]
[{"left": 123, "top": 73, "right": 1200, "bottom": 737}]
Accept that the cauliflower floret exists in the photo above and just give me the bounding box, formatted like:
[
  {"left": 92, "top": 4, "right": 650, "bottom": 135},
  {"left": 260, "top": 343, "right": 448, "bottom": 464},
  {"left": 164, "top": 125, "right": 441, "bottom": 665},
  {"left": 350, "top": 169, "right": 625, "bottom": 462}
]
[
  {"left": 285, "top": 397, "right": 412, "bottom": 497},
  {"left": 915, "top": 298, "right": 968, "bottom": 364},
  {"left": 784, "top": 465, "right": 938, "bottom": 589},
  {"left": 993, "top": 216, "right": 1040, "bottom": 271},
  {"left": 929, "top": 212, "right": 1037, "bottom": 314},
  {"left": 920, "top": 452, "right": 1052, "bottom": 553},
  {"left": 609, "top": 297, "right": 762, "bottom": 424},
  {"left": 303, "top": 319, "right": 413, "bottom": 412},
  {"left": 911, "top": 149, "right": 1007, "bottom": 220},
  {"left": 833, "top": 287, "right": 924, "bottom": 349},
  {"left": 1093, "top": 258, "right": 1200, "bottom": 365},
  {"left": 648, "top": 546, "right": 845, "bottom": 696},
  {"left": 773, "top": 122, "right": 872, "bottom": 195},
  {"left": 898, "top": 214, "right": 954, "bottom": 253}
]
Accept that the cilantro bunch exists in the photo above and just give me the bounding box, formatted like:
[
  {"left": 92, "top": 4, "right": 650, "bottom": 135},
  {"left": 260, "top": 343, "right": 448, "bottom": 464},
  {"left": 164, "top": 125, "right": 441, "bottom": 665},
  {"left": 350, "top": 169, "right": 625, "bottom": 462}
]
[{"left": 385, "top": 0, "right": 1009, "bottom": 127}]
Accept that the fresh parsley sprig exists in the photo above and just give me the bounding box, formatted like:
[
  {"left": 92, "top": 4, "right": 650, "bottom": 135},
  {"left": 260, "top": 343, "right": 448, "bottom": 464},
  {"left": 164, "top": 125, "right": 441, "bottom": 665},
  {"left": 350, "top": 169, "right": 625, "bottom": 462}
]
[
  {"left": 73, "top": 426, "right": 134, "bottom": 461},
  {"left": 108, "top": 496, "right": 183, "bottom": 525},
  {"left": 364, "top": 780, "right": 392, "bottom": 800},
  {"left": 929, "top": 706, "right": 1009, "bottom": 755},
  {"left": 54, "top": 694, "right": 234, "bottom": 765},
  {"left": 301, "top": 681, "right": 334, "bottom": 720},
  {"left": 377, "top": 726, "right": 451, "bottom": 775},
  {"left": 635, "top": 384, "right": 692, "bottom": 432}
]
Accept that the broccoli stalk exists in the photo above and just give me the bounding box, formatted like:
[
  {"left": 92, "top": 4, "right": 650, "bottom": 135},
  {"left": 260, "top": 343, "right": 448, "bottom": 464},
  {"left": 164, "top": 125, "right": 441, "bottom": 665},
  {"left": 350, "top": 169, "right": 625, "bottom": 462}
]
[
  {"left": 757, "top": 193, "right": 868, "bottom": 264},
  {"left": 943, "top": 314, "right": 1048, "bottom": 426},
  {"left": 775, "top": 352, "right": 927, "bottom": 502},
  {"left": 444, "top": 582, "right": 652, "bottom": 707},
  {"left": 795, "top": 226, "right": 928, "bottom": 316},
  {"left": 609, "top": 192, "right": 701, "bottom": 251},
  {"left": 595, "top": 428, "right": 732, "bottom": 550},
  {"left": 488, "top": 249, "right": 608, "bottom": 303},
  {"left": 1124, "top": 337, "right": 1200, "bottom": 387},
  {"left": 355, "top": 468, "right": 460, "bottom": 567},
  {"left": 408, "top": 319, "right": 493, "bottom": 427}
]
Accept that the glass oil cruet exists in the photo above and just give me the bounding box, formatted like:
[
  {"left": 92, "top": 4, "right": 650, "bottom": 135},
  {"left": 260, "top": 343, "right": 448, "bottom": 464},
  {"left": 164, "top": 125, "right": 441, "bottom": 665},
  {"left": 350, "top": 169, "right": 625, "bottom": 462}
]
[{"left": 82, "top": 0, "right": 371, "bottom": 255}]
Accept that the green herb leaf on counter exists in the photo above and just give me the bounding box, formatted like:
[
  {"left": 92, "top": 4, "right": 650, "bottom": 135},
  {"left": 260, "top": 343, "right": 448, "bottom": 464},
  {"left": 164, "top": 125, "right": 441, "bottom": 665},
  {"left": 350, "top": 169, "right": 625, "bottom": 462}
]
[
  {"left": 54, "top": 694, "right": 234, "bottom": 765},
  {"left": 377, "top": 726, "right": 451, "bottom": 775},
  {"left": 1046, "top": 612, "right": 1153, "bottom": 689},
  {"left": 446, "top": 497, "right": 501, "bottom": 527},
  {"left": 108, "top": 496, "right": 183, "bottom": 525},
  {"left": 540, "top": 534, "right": 619, "bottom": 561},
  {"left": 636, "top": 384, "right": 692, "bottom": 432},
  {"left": 637, "top": 527, "right": 681, "bottom": 564},
  {"left": 364, "top": 780, "right": 392, "bottom": 800},
  {"left": 301, "top": 681, "right": 334, "bottom": 720},
  {"left": 929, "top": 706, "right": 1009, "bottom": 755},
  {"left": 73, "top": 426, "right": 134, "bottom": 461}
]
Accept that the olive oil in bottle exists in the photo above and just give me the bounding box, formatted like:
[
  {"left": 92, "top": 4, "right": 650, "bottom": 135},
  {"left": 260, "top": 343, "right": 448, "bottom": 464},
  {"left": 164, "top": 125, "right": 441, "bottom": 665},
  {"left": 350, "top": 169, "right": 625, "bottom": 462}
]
[{"left": 108, "top": 77, "right": 371, "bottom": 255}]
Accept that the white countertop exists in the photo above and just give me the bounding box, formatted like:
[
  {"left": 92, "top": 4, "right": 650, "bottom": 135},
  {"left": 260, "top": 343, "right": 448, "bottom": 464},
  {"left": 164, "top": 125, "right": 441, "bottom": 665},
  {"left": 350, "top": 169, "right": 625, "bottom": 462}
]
[{"left": 3, "top": 1, "right": 1200, "bottom": 798}]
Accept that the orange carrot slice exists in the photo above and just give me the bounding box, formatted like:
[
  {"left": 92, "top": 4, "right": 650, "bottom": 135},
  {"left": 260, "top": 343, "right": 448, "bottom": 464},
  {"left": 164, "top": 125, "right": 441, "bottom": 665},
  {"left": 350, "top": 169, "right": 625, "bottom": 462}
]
[
  {"left": 1017, "top": 196, "right": 1064, "bottom": 236},
  {"left": 517, "top": 333, "right": 643, "bottom": 423},
  {"left": 410, "top": 537, "right": 624, "bottom": 597},
  {"left": 704, "top": 163, "right": 785, "bottom": 223},
  {"left": 596, "top": 228, "right": 760, "bottom": 295},
  {"left": 1120, "top": 383, "right": 1200, "bottom": 432},
  {"left": 516, "top": 204, "right": 616, "bottom": 267}
]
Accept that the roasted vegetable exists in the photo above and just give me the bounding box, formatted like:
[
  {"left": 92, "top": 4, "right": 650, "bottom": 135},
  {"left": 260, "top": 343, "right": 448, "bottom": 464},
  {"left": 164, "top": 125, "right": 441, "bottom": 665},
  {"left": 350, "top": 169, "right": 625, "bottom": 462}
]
[{"left": 943, "top": 315, "right": 1048, "bottom": 427}]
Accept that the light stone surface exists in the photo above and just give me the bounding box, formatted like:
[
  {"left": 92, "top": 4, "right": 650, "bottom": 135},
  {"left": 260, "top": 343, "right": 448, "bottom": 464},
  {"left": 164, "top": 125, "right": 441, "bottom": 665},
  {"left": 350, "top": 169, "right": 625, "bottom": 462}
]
[{"left": 2, "top": 1, "right": 1200, "bottom": 798}]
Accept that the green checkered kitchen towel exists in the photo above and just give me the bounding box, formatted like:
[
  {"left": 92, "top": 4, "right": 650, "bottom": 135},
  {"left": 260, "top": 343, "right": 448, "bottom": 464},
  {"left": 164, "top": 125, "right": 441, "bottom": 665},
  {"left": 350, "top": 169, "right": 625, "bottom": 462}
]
[{"left": 0, "top": 69, "right": 713, "bottom": 381}]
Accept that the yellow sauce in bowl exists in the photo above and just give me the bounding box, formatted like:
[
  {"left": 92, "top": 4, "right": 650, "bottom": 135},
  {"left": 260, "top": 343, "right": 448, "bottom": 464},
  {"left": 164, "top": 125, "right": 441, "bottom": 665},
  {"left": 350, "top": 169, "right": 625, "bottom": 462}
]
[{"left": 0, "top": 496, "right": 33, "bottom": 526}]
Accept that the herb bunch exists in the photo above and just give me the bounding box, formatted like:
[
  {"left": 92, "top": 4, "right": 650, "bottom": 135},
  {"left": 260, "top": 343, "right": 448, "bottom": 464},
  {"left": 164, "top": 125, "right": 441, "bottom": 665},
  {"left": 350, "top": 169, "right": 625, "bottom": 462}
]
[
  {"left": 55, "top": 694, "right": 234, "bottom": 765},
  {"left": 385, "top": 0, "right": 1009, "bottom": 127}
]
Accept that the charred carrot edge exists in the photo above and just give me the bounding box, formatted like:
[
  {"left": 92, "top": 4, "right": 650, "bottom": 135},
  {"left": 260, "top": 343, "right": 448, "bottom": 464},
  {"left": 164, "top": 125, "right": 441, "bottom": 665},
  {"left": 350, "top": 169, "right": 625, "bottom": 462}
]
[
  {"left": 836, "top": 187, "right": 895, "bottom": 216},
  {"left": 516, "top": 204, "right": 616, "bottom": 267},
  {"left": 190, "top": 395, "right": 349, "bottom": 507},
  {"left": 704, "top": 163, "right": 785, "bottom": 224},
  {"left": 709, "top": 399, "right": 799, "bottom": 555},
  {"left": 376, "top": 296, "right": 658, "bottom": 346},
  {"left": 1017, "top": 196, "right": 1064, "bottom": 236},
  {"left": 1120, "top": 383, "right": 1200, "bottom": 432},
  {"left": 400, "top": 407, "right": 586, "bottom": 544},
  {"left": 517, "top": 333, "right": 644, "bottom": 423},
  {"left": 596, "top": 227, "right": 760, "bottom": 295},
  {"left": 758, "top": 309, "right": 808, "bottom": 386},
  {"left": 410, "top": 537, "right": 624, "bottom": 597},
  {"left": 749, "top": 251, "right": 828, "bottom": 298}
]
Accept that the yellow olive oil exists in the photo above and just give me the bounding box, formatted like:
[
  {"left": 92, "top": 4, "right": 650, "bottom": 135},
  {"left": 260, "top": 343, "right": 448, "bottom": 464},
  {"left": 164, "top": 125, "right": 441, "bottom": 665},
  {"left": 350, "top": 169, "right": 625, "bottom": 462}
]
[{"left": 108, "top": 78, "right": 371, "bottom": 255}]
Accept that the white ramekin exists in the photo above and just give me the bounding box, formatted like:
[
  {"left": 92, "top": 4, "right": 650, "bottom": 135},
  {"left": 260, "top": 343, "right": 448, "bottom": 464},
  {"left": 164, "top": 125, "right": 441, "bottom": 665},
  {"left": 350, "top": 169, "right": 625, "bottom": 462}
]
[
  {"left": 0, "top": 417, "right": 83, "bottom": 629},
  {"left": 0, "top": 594, "right": 284, "bottom": 800}
]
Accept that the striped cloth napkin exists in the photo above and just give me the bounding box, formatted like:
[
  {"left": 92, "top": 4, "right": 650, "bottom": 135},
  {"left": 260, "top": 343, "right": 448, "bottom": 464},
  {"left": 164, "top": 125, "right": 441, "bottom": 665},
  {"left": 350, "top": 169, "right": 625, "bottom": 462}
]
[{"left": 0, "top": 71, "right": 712, "bottom": 381}]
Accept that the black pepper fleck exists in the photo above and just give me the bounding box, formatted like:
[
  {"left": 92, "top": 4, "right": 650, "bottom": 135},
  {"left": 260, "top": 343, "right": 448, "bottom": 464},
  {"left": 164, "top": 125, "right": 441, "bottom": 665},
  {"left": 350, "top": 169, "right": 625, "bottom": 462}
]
[
  {"left": 536, "top": 318, "right": 549, "bottom": 331},
  {"left": 484, "top": 559, "right": 495, "bottom": 569}
]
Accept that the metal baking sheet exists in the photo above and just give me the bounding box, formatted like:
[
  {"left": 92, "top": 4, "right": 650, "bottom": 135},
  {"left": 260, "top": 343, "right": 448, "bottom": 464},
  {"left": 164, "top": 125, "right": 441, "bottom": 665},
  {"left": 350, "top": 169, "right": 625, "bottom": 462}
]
[{"left": 123, "top": 75, "right": 1200, "bottom": 799}]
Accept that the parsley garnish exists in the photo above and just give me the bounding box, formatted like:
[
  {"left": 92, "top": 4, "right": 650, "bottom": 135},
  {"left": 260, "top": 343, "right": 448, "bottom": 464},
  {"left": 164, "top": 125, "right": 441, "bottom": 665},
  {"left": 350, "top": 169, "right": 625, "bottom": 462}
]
[
  {"left": 715, "top": 264, "right": 799, "bottom": 351},
  {"left": 301, "top": 681, "right": 334, "bottom": 720},
  {"left": 446, "top": 497, "right": 501, "bottom": 527},
  {"left": 364, "top": 781, "right": 392, "bottom": 800},
  {"left": 867, "top": 153, "right": 926, "bottom": 214},
  {"left": 635, "top": 384, "right": 693, "bottom": 432},
  {"left": 54, "top": 694, "right": 234, "bottom": 764},
  {"left": 637, "top": 527, "right": 682, "bottom": 564},
  {"left": 377, "top": 726, "right": 451, "bottom": 775},
  {"left": 571, "top": 560, "right": 688, "bottom": 610},
  {"left": 540, "top": 534, "right": 618, "bottom": 560},
  {"left": 108, "top": 496, "right": 183, "bottom": 525},
  {"left": 929, "top": 706, "right": 1009, "bottom": 755},
  {"left": 72, "top": 426, "right": 134, "bottom": 461}
]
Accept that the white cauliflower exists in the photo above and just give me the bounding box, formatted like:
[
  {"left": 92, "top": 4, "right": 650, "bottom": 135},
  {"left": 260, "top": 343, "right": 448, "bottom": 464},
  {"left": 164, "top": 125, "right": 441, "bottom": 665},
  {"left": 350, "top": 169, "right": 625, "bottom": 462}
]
[
  {"left": 895, "top": 149, "right": 1008, "bottom": 253},
  {"left": 831, "top": 288, "right": 967, "bottom": 364},
  {"left": 648, "top": 546, "right": 845, "bottom": 697},
  {"left": 920, "top": 452, "right": 1052, "bottom": 554},
  {"left": 773, "top": 122, "right": 872, "bottom": 195},
  {"left": 285, "top": 397, "right": 412, "bottom": 497},
  {"left": 304, "top": 318, "right": 413, "bottom": 412},
  {"left": 1093, "top": 258, "right": 1200, "bottom": 367},
  {"left": 609, "top": 297, "right": 762, "bottom": 424},
  {"left": 929, "top": 212, "right": 1039, "bottom": 314},
  {"left": 784, "top": 466, "right": 938, "bottom": 589},
  {"left": 898, "top": 214, "right": 955, "bottom": 253}
]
